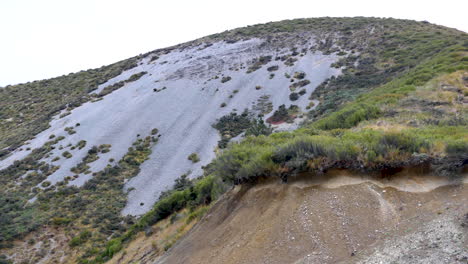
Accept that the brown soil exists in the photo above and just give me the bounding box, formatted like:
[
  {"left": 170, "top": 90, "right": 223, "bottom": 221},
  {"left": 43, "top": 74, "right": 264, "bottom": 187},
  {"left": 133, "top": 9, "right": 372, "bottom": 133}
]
[{"left": 155, "top": 171, "right": 468, "bottom": 264}]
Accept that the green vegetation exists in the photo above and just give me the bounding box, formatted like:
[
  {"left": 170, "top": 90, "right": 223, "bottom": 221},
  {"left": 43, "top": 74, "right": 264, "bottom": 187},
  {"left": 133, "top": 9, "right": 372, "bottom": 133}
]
[
  {"left": 289, "top": 79, "right": 310, "bottom": 91},
  {"left": 98, "top": 71, "right": 147, "bottom": 97},
  {"left": 313, "top": 103, "right": 381, "bottom": 129},
  {"left": 69, "top": 230, "right": 92, "bottom": 247},
  {"left": 266, "top": 104, "right": 298, "bottom": 124},
  {"left": 188, "top": 153, "right": 200, "bottom": 163},
  {"left": 289, "top": 93, "right": 299, "bottom": 101},
  {"left": 77, "top": 140, "right": 87, "bottom": 150},
  {"left": 221, "top": 76, "right": 232, "bottom": 83},
  {"left": 293, "top": 72, "right": 306, "bottom": 79},
  {"left": 213, "top": 110, "right": 252, "bottom": 148},
  {"left": 0, "top": 58, "right": 139, "bottom": 159},
  {"left": 64, "top": 126, "right": 76, "bottom": 135},
  {"left": 92, "top": 174, "right": 229, "bottom": 263},
  {"left": 246, "top": 56, "right": 272, "bottom": 73},
  {"left": 62, "top": 151, "right": 72, "bottom": 159},
  {"left": 267, "top": 65, "right": 279, "bottom": 72},
  {"left": 0, "top": 132, "right": 158, "bottom": 260}
]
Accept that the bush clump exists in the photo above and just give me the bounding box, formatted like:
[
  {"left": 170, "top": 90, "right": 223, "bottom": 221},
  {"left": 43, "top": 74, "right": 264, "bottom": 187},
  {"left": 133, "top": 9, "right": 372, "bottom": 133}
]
[
  {"left": 313, "top": 103, "right": 381, "bottom": 130},
  {"left": 221, "top": 76, "right": 232, "bottom": 83},
  {"left": 289, "top": 93, "right": 299, "bottom": 101},
  {"left": 267, "top": 65, "right": 279, "bottom": 72},
  {"left": 62, "top": 151, "right": 72, "bottom": 159},
  {"left": 188, "top": 153, "right": 200, "bottom": 163},
  {"left": 247, "top": 56, "right": 272, "bottom": 73},
  {"left": 289, "top": 79, "right": 311, "bottom": 91}
]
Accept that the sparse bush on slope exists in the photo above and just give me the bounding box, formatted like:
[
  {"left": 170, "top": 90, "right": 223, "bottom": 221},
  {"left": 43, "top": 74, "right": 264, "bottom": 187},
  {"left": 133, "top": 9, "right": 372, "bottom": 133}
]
[
  {"left": 0, "top": 58, "right": 139, "bottom": 157},
  {"left": 313, "top": 103, "right": 381, "bottom": 129}
]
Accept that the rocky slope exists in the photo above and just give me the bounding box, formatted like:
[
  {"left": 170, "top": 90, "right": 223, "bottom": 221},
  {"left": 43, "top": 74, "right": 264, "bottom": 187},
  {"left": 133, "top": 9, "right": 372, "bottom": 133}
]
[{"left": 0, "top": 37, "right": 341, "bottom": 216}]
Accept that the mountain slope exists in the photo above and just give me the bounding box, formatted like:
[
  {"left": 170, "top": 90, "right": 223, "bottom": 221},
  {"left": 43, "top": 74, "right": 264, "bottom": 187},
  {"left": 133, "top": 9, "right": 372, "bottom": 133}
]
[{"left": 0, "top": 17, "right": 466, "bottom": 264}]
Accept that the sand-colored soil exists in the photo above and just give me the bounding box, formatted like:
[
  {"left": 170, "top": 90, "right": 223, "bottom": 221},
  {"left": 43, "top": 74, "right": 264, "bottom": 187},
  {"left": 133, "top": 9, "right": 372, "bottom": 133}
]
[{"left": 154, "top": 171, "right": 467, "bottom": 264}]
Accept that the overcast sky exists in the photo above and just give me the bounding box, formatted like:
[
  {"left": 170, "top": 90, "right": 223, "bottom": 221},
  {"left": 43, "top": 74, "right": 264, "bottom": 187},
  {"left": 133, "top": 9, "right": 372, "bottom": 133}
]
[{"left": 0, "top": 0, "right": 466, "bottom": 86}]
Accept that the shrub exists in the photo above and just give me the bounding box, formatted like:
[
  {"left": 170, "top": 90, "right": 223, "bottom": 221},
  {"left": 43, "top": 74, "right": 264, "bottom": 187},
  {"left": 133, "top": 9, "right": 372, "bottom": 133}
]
[
  {"left": 41, "top": 181, "right": 51, "bottom": 188},
  {"left": 220, "top": 102, "right": 227, "bottom": 108},
  {"left": 293, "top": 72, "right": 306, "bottom": 79},
  {"left": 76, "top": 140, "right": 87, "bottom": 150},
  {"left": 245, "top": 118, "right": 273, "bottom": 137},
  {"left": 289, "top": 79, "right": 311, "bottom": 91},
  {"left": 188, "top": 153, "right": 200, "bottom": 163},
  {"left": 246, "top": 55, "right": 272, "bottom": 73},
  {"left": 445, "top": 141, "right": 468, "bottom": 156},
  {"left": 314, "top": 103, "right": 381, "bottom": 130},
  {"left": 186, "top": 206, "right": 209, "bottom": 224},
  {"left": 289, "top": 93, "right": 299, "bottom": 101},
  {"left": 62, "top": 151, "right": 72, "bottom": 159},
  {"left": 306, "top": 101, "right": 316, "bottom": 110},
  {"left": 221, "top": 76, "right": 232, "bottom": 83},
  {"left": 267, "top": 65, "right": 279, "bottom": 72},
  {"left": 266, "top": 105, "right": 296, "bottom": 124},
  {"left": 69, "top": 230, "right": 92, "bottom": 247}
]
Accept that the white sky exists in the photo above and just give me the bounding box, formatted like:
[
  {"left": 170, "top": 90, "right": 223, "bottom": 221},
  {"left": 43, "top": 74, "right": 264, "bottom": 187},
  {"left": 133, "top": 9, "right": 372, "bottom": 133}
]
[{"left": 0, "top": 0, "right": 466, "bottom": 86}]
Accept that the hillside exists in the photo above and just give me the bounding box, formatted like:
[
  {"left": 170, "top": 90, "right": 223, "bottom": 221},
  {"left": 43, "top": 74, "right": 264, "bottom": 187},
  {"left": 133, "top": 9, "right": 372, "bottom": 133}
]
[{"left": 0, "top": 17, "right": 467, "bottom": 264}]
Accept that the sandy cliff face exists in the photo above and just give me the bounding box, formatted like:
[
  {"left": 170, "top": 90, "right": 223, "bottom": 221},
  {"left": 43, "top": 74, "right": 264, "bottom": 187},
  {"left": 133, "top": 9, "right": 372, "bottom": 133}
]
[{"left": 149, "top": 172, "right": 468, "bottom": 264}]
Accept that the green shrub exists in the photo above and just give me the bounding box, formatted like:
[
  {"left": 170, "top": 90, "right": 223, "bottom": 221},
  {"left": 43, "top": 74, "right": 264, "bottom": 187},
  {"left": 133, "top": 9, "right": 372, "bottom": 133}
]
[
  {"left": 446, "top": 141, "right": 468, "bottom": 156},
  {"left": 267, "top": 65, "right": 279, "bottom": 72},
  {"left": 289, "top": 79, "right": 310, "bottom": 91},
  {"left": 289, "top": 93, "right": 299, "bottom": 101},
  {"left": 188, "top": 153, "right": 200, "bottom": 163},
  {"left": 221, "top": 76, "right": 232, "bottom": 83},
  {"left": 246, "top": 56, "right": 272, "bottom": 73},
  {"left": 76, "top": 140, "right": 87, "bottom": 150},
  {"left": 186, "top": 206, "right": 209, "bottom": 224},
  {"left": 69, "top": 230, "right": 92, "bottom": 247},
  {"left": 293, "top": 72, "right": 306, "bottom": 79},
  {"left": 314, "top": 103, "right": 381, "bottom": 130}
]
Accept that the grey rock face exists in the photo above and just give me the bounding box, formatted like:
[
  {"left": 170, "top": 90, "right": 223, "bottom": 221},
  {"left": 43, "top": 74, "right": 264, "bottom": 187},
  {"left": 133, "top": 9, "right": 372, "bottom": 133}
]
[{"left": 0, "top": 37, "right": 343, "bottom": 215}]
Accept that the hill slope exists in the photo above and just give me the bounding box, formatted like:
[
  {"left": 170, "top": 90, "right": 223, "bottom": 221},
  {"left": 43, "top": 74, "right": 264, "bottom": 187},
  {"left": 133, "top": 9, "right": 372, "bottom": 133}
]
[{"left": 0, "top": 17, "right": 467, "bottom": 264}]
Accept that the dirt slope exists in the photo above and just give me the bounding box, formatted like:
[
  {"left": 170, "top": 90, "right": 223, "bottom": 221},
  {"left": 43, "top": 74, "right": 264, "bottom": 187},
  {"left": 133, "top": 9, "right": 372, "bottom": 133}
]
[{"left": 153, "top": 171, "right": 468, "bottom": 264}]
